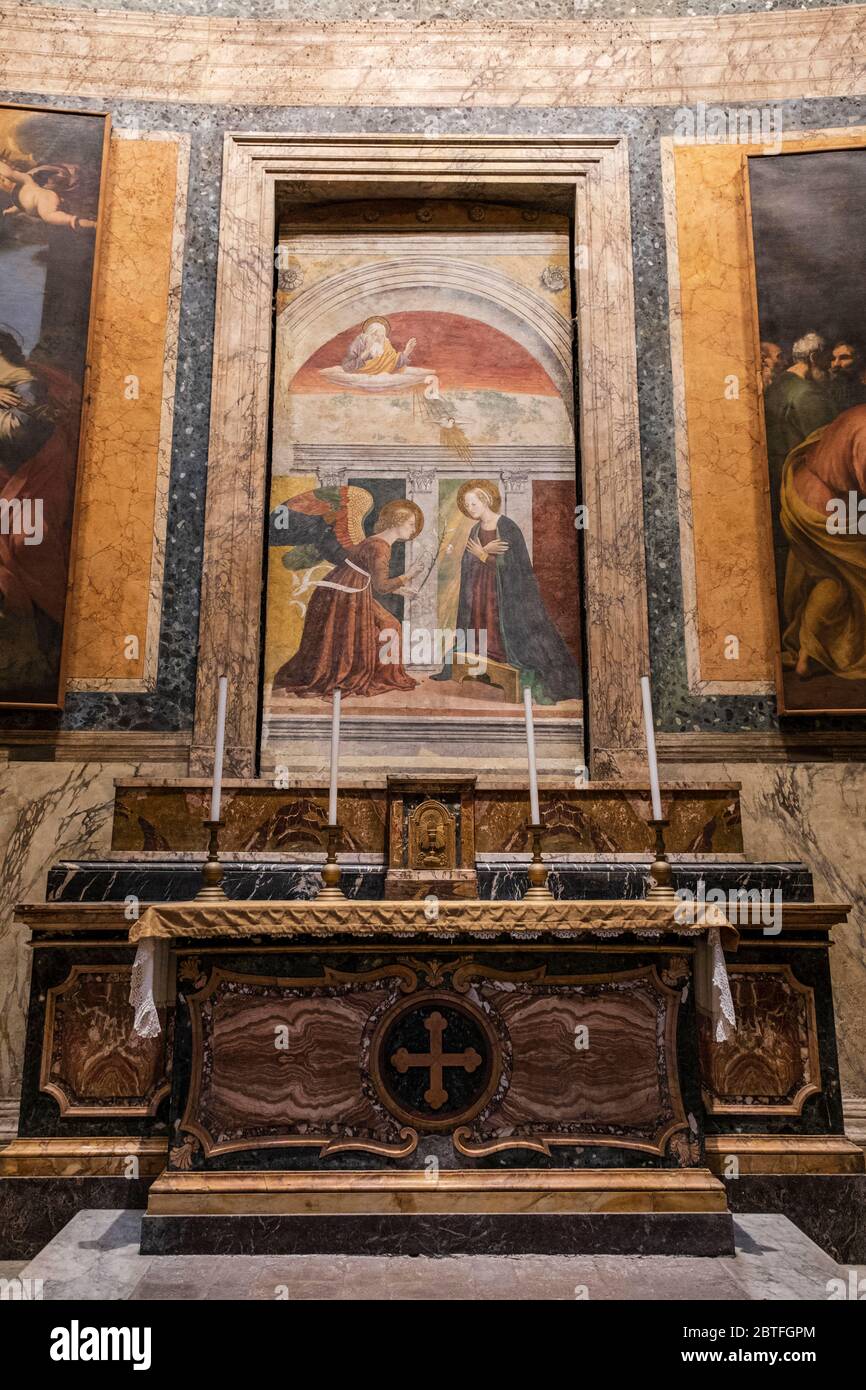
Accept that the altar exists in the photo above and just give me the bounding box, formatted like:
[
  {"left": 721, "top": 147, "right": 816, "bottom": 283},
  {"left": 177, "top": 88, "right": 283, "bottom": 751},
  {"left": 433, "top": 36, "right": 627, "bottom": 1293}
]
[
  {"left": 4, "top": 819, "right": 862, "bottom": 1265},
  {"left": 134, "top": 897, "right": 740, "bottom": 1255}
]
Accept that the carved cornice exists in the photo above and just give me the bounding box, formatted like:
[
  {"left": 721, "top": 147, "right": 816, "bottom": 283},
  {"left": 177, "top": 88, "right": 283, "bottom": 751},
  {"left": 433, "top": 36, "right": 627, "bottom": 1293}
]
[
  {"left": 1, "top": 6, "right": 864, "bottom": 108},
  {"left": 15, "top": 899, "right": 851, "bottom": 939},
  {"left": 656, "top": 731, "right": 866, "bottom": 764},
  {"left": 0, "top": 729, "right": 191, "bottom": 764}
]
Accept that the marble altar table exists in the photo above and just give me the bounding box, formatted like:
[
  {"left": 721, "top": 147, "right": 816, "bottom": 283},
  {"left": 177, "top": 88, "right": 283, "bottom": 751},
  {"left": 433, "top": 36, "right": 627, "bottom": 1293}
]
[
  {"left": 126, "top": 897, "right": 738, "bottom": 1255},
  {"left": 3, "top": 892, "right": 861, "bottom": 1261}
]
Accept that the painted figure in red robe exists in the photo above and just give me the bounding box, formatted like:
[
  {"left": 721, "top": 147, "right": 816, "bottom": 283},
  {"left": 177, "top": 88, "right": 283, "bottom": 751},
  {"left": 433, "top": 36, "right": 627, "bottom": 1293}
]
[{"left": 272, "top": 493, "right": 424, "bottom": 698}]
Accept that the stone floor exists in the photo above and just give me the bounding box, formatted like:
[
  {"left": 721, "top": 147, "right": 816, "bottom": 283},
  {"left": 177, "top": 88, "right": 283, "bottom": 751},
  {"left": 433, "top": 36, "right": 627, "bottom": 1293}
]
[{"left": 3, "top": 1210, "right": 865, "bottom": 1300}]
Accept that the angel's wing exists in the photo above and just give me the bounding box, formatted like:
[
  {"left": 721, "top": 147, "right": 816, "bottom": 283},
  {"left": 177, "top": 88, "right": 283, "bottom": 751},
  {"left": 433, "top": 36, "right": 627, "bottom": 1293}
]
[{"left": 269, "top": 485, "right": 374, "bottom": 570}]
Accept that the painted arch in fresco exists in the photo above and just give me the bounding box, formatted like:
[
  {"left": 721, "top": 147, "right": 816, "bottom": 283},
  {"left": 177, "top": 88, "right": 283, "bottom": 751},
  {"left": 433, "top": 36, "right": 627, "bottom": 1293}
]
[{"left": 262, "top": 221, "right": 583, "bottom": 763}]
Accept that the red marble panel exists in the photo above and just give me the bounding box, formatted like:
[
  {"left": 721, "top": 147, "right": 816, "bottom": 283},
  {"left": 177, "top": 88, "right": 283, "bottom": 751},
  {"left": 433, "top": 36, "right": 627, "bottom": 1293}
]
[
  {"left": 700, "top": 967, "right": 819, "bottom": 1112},
  {"left": 489, "top": 989, "right": 661, "bottom": 1128},
  {"left": 205, "top": 990, "right": 385, "bottom": 1133},
  {"left": 43, "top": 968, "right": 167, "bottom": 1115}
]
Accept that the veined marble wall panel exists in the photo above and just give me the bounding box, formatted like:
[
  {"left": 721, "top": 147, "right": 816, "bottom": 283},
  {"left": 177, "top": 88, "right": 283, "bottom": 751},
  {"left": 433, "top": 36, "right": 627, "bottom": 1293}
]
[
  {"left": 0, "top": 759, "right": 180, "bottom": 1127},
  {"left": 664, "top": 759, "right": 866, "bottom": 1101},
  {"left": 65, "top": 130, "right": 189, "bottom": 692},
  {"left": 2, "top": 5, "right": 866, "bottom": 108},
  {"left": 663, "top": 130, "right": 866, "bottom": 696},
  {"left": 10, "top": 0, "right": 860, "bottom": 16}
]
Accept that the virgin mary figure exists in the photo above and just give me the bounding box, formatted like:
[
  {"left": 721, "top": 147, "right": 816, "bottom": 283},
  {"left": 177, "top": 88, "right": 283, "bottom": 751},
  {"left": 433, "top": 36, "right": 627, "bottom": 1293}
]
[{"left": 433, "top": 479, "right": 581, "bottom": 705}]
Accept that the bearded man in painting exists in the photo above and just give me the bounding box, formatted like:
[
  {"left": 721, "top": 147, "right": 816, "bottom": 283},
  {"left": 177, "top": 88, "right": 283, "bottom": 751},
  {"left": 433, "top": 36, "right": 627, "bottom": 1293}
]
[
  {"left": 761, "top": 340, "right": 786, "bottom": 390},
  {"left": 764, "top": 333, "right": 834, "bottom": 499},
  {"left": 0, "top": 330, "right": 78, "bottom": 701},
  {"left": 829, "top": 338, "right": 866, "bottom": 413},
  {"left": 342, "top": 317, "right": 417, "bottom": 375},
  {"left": 780, "top": 403, "right": 866, "bottom": 683}
]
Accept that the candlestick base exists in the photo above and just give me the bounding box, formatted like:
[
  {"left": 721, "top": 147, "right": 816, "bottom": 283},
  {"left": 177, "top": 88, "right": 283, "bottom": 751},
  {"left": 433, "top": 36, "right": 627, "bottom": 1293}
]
[
  {"left": 196, "top": 820, "right": 228, "bottom": 901},
  {"left": 646, "top": 818, "right": 677, "bottom": 901},
  {"left": 317, "top": 823, "right": 347, "bottom": 901},
  {"left": 523, "top": 823, "right": 554, "bottom": 901}
]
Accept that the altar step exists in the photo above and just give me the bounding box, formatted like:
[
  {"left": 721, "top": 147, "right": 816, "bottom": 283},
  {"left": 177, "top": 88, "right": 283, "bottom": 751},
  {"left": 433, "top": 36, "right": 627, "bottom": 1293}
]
[{"left": 140, "top": 1169, "right": 734, "bottom": 1257}]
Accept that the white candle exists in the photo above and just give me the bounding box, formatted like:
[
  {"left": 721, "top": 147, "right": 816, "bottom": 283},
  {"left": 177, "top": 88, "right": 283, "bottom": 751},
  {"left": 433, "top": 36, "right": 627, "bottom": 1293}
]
[
  {"left": 209, "top": 675, "right": 228, "bottom": 821},
  {"left": 328, "top": 688, "right": 341, "bottom": 825},
  {"left": 640, "top": 675, "right": 663, "bottom": 821},
  {"left": 523, "top": 686, "right": 541, "bottom": 824}
]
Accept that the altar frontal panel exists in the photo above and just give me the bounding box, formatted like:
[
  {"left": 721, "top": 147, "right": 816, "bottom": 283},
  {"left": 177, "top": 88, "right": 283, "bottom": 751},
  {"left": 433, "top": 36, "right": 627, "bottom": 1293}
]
[{"left": 170, "top": 950, "right": 698, "bottom": 1171}]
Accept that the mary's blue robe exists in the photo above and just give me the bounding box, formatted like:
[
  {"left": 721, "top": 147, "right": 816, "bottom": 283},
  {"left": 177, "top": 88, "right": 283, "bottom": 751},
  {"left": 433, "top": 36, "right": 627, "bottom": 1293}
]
[{"left": 433, "top": 514, "right": 582, "bottom": 705}]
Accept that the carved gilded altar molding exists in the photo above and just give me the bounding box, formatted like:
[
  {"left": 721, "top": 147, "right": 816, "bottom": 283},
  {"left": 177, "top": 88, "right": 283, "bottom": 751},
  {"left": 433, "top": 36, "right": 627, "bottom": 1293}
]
[{"left": 130, "top": 897, "right": 736, "bottom": 943}]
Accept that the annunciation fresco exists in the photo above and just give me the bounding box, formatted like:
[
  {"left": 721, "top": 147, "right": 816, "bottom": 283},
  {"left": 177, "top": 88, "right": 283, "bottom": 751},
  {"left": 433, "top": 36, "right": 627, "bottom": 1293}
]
[
  {"left": 749, "top": 148, "right": 866, "bottom": 713},
  {"left": 0, "top": 103, "right": 109, "bottom": 707},
  {"left": 262, "top": 209, "right": 582, "bottom": 762}
]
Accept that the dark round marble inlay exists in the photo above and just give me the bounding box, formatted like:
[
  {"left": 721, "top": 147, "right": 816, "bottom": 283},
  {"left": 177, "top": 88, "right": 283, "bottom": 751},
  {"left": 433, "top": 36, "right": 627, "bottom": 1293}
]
[{"left": 373, "top": 993, "right": 498, "bottom": 1131}]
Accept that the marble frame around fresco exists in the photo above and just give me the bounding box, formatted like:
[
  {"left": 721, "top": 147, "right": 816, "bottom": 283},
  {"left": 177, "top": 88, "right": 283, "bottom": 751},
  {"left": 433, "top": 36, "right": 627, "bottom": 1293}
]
[
  {"left": 745, "top": 142, "right": 866, "bottom": 717},
  {"left": 0, "top": 101, "right": 111, "bottom": 710},
  {"left": 192, "top": 134, "right": 650, "bottom": 781}
]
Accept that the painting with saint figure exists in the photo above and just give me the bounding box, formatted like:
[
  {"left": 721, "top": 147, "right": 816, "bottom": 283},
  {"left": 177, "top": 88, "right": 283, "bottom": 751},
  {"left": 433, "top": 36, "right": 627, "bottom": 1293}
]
[
  {"left": 262, "top": 209, "right": 583, "bottom": 765},
  {"left": 749, "top": 147, "right": 866, "bottom": 713},
  {"left": 0, "top": 103, "right": 109, "bottom": 707}
]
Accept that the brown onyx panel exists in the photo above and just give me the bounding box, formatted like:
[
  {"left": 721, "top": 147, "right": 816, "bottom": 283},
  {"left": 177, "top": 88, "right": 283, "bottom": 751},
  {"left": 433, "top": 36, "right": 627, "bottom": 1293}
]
[
  {"left": 459, "top": 969, "right": 685, "bottom": 1156},
  {"left": 491, "top": 990, "right": 661, "bottom": 1128},
  {"left": 699, "top": 966, "right": 821, "bottom": 1115},
  {"left": 178, "top": 960, "right": 692, "bottom": 1162},
  {"left": 112, "top": 785, "right": 741, "bottom": 854},
  {"left": 183, "top": 970, "right": 414, "bottom": 1157},
  {"left": 208, "top": 992, "right": 383, "bottom": 1132},
  {"left": 42, "top": 967, "right": 168, "bottom": 1117}
]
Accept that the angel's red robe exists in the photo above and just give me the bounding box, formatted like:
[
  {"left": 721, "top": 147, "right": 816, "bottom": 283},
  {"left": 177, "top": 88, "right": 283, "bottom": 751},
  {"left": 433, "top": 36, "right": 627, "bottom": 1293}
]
[{"left": 273, "top": 535, "right": 416, "bottom": 697}]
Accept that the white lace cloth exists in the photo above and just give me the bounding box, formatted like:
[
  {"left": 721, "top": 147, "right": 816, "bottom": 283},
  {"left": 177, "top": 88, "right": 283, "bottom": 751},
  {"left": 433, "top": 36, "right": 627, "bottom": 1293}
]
[
  {"left": 129, "top": 938, "right": 172, "bottom": 1038},
  {"left": 694, "top": 926, "right": 737, "bottom": 1043}
]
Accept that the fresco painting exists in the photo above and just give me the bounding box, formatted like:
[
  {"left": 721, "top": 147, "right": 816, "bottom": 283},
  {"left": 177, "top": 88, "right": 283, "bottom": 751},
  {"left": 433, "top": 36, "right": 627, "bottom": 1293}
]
[{"left": 262, "top": 219, "right": 582, "bottom": 757}]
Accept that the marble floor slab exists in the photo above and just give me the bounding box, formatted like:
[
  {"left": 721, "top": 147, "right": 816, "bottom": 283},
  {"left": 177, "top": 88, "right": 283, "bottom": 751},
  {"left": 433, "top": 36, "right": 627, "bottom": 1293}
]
[{"left": 7, "top": 1210, "right": 864, "bottom": 1301}]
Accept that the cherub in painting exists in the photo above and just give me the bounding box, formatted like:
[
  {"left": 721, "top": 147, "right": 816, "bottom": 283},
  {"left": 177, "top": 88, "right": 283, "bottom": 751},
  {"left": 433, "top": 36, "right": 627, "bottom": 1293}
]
[{"left": 0, "top": 159, "right": 96, "bottom": 232}]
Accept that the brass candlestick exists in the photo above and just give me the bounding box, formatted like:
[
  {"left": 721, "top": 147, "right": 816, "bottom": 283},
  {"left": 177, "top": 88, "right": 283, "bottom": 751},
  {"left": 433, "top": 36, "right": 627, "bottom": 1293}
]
[
  {"left": 646, "top": 817, "right": 676, "bottom": 900},
  {"left": 196, "top": 819, "right": 228, "bottom": 900},
  {"left": 524, "top": 822, "right": 554, "bottom": 901},
  {"left": 317, "top": 823, "right": 346, "bottom": 901}
]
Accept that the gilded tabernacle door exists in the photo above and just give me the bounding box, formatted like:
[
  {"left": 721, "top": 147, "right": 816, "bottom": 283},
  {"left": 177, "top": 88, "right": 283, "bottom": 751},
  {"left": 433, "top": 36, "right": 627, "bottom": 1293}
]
[{"left": 261, "top": 200, "right": 583, "bottom": 774}]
